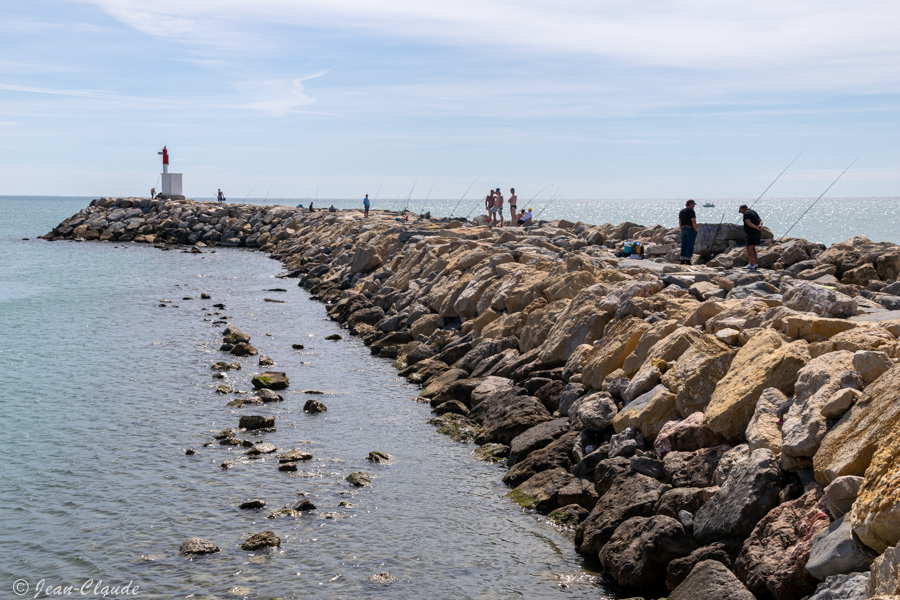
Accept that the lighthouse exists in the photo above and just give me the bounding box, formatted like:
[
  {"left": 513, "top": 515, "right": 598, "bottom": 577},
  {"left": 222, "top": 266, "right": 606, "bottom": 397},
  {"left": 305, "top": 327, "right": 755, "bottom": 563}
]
[{"left": 157, "top": 146, "right": 184, "bottom": 200}]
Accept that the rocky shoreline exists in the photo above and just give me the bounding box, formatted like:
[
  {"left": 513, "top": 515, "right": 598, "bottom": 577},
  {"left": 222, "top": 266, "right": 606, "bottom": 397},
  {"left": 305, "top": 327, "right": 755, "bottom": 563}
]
[{"left": 44, "top": 197, "right": 900, "bottom": 600}]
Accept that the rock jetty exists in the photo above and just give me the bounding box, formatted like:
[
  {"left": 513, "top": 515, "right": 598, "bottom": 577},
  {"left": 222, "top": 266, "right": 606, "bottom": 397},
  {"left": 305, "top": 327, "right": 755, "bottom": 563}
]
[{"left": 45, "top": 197, "right": 900, "bottom": 599}]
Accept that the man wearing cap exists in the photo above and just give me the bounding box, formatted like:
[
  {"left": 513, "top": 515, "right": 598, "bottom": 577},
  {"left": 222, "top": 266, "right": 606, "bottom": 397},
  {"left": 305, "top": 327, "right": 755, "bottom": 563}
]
[
  {"left": 739, "top": 204, "right": 763, "bottom": 269},
  {"left": 678, "top": 199, "right": 698, "bottom": 265}
]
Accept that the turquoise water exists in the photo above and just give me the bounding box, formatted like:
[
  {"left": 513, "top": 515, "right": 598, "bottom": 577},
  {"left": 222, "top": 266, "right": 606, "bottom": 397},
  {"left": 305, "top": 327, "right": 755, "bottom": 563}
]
[
  {"left": 249, "top": 196, "right": 900, "bottom": 247},
  {"left": 0, "top": 197, "right": 609, "bottom": 600}
]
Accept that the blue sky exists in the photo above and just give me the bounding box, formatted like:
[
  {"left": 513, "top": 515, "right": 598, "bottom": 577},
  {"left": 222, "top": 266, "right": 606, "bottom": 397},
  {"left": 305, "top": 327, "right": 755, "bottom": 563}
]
[{"left": 2, "top": 0, "right": 899, "bottom": 200}]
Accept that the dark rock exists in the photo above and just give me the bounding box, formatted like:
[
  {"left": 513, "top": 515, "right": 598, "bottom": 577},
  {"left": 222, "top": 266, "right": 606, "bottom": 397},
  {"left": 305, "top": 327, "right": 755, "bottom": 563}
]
[
  {"left": 184, "top": 448, "right": 196, "bottom": 455},
  {"left": 278, "top": 462, "right": 298, "bottom": 472},
  {"left": 572, "top": 429, "right": 605, "bottom": 463},
  {"left": 558, "top": 382, "right": 587, "bottom": 416},
  {"left": 507, "top": 467, "right": 575, "bottom": 513},
  {"left": 239, "top": 415, "right": 275, "bottom": 430},
  {"left": 508, "top": 418, "right": 571, "bottom": 465},
  {"left": 293, "top": 499, "right": 317, "bottom": 511},
  {"left": 230, "top": 342, "right": 258, "bottom": 356},
  {"left": 256, "top": 388, "right": 283, "bottom": 403},
  {"left": 304, "top": 399, "right": 327, "bottom": 413},
  {"left": 468, "top": 389, "right": 552, "bottom": 445},
  {"left": 240, "top": 531, "right": 280, "bottom": 551},
  {"left": 502, "top": 430, "right": 579, "bottom": 487},
  {"left": 594, "top": 456, "right": 633, "bottom": 496},
  {"left": 258, "top": 355, "right": 275, "bottom": 366},
  {"left": 668, "top": 559, "right": 755, "bottom": 600},
  {"left": 806, "top": 515, "right": 874, "bottom": 580},
  {"left": 608, "top": 426, "right": 645, "bottom": 459},
  {"left": 453, "top": 336, "right": 519, "bottom": 374},
  {"left": 473, "top": 443, "right": 509, "bottom": 462},
  {"left": 693, "top": 448, "right": 783, "bottom": 544},
  {"left": 179, "top": 537, "right": 220, "bottom": 555},
  {"left": 211, "top": 361, "right": 241, "bottom": 371},
  {"left": 366, "top": 451, "right": 390, "bottom": 463},
  {"left": 245, "top": 443, "right": 276, "bottom": 455},
  {"left": 291, "top": 343, "right": 305, "bottom": 349},
  {"left": 556, "top": 476, "right": 600, "bottom": 511},
  {"left": 599, "top": 515, "right": 698, "bottom": 595},
  {"left": 278, "top": 449, "right": 312, "bottom": 463},
  {"left": 807, "top": 572, "right": 869, "bottom": 600},
  {"left": 239, "top": 499, "right": 267, "bottom": 510},
  {"left": 222, "top": 325, "right": 250, "bottom": 344},
  {"left": 665, "top": 538, "right": 745, "bottom": 590},
  {"left": 630, "top": 455, "right": 665, "bottom": 480},
  {"left": 656, "top": 487, "right": 718, "bottom": 519},
  {"left": 433, "top": 399, "right": 468, "bottom": 415},
  {"left": 325, "top": 333, "right": 342, "bottom": 341},
  {"left": 576, "top": 472, "right": 667, "bottom": 556},
  {"left": 346, "top": 471, "right": 371, "bottom": 487},
  {"left": 428, "top": 414, "right": 480, "bottom": 442},
  {"left": 663, "top": 445, "right": 731, "bottom": 488},
  {"left": 251, "top": 371, "right": 290, "bottom": 390},
  {"left": 548, "top": 504, "right": 590, "bottom": 528},
  {"left": 573, "top": 447, "right": 609, "bottom": 480}
]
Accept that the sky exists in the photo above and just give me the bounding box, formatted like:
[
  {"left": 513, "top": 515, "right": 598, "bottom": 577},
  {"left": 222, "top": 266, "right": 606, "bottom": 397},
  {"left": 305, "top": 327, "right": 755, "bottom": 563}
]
[{"left": 1, "top": 0, "right": 899, "bottom": 201}]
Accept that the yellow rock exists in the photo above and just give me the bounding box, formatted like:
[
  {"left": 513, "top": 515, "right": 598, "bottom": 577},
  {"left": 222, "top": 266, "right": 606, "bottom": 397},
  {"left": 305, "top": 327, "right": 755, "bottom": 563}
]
[
  {"left": 851, "top": 424, "right": 900, "bottom": 552},
  {"left": 814, "top": 364, "right": 900, "bottom": 484},
  {"left": 612, "top": 385, "right": 678, "bottom": 440},
  {"left": 538, "top": 284, "right": 616, "bottom": 366},
  {"left": 519, "top": 299, "right": 570, "bottom": 352},
  {"left": 579, "top": 318, "right": 651, "bottom": 389},
  {"left": 781, "top": 314, "right": 859, "bottom": 342},
  {"left": 705, "top": 329, "right": 810, "bottom": 441}
]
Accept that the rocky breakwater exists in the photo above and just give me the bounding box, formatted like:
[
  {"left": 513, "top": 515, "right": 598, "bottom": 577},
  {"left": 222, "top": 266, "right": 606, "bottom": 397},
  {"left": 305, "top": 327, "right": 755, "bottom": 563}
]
[{"left": 46, "top": 197, "right": 900, "bottom": 600}]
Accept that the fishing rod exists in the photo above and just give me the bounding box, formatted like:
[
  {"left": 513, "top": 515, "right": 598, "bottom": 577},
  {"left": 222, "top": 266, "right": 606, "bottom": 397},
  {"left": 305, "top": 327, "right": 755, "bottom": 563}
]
[
  {"left": 262, "top": 181, "right": 273, "bottom": 204},
  {"left": 449, "top": 179, "right": 476, "bottom": 217},
  {"left": 534, "top": 187, "right": 562, "bottom": 220},
  {"left": 419, "top": 179, "right": 436, "bottom": 215},
  {"left": 398, "top": 178, "right": 418, "bottom": 212},
  {"left": 779, "top": 157, "right": 858, "bottom": 240},
  {"left": 243, "top": 182, "right": 258, "bottom": 202},
  {"left": 709, "top": 152, "right": 803, "bottom": 256}
]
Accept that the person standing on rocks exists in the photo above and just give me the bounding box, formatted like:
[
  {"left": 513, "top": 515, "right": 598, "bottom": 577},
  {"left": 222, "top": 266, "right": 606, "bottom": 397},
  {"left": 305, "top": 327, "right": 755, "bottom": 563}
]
[
  {"left": 217, "top": 189, "right": 226, "bottom": 203},
  {"left": 363, "top": 194, "right": 370, "bottom": 218},
  {"left": 678, "top": 199, "right": 698, "bottom": 265},
  {"left": 493, "top": 188, "right": 505, "bottom": 228},
  {"left": 485, "top": 190, "right": 495, "bottom": 225},
  {"left": 739, "top": 204, "right": 763, "bottom": 269},
  {"left": 508, "top": 187, "right": 518, "bottom": 226}
]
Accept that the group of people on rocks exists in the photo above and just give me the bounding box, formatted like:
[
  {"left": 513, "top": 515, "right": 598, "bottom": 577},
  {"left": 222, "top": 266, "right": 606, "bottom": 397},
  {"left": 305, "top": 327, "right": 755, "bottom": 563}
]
[
  {"left": 678, "top": 200, "right": 763, "bottom": 267},
  {"left": 483, "top": 188, "right": 532, "bottom": 227}
]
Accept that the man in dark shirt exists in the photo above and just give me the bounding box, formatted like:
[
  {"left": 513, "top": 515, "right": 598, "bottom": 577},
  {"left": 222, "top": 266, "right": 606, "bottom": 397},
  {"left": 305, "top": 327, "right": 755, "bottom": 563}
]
[
  {"left": 678, "top": 199, "right": 698, "bottom": 265},
  {"left": 739, "top": 204, "right": 763, "bottom": 269}
]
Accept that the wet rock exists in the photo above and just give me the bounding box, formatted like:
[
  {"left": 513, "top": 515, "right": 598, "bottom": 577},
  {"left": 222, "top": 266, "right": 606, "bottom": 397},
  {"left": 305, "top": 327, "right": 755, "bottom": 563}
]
[
  {"left": 325, "top": 333, "right": 342, "bottom": 341},
  {"left": 241, "top": 531, "right": 281, "bottom": 551},
  {"left": 346, "top": 471, "right": 371, "bottom": 487},
  {"left": 293, "top": 499, "right": 317, "bottom": 511},
  {"left": 599, "top": 515, "right": 698, "bottom": 595},
  {"left": 278, "top": 462, "right": 298, "bottom": 472},
  {"left": 258, "top": 355, "right": 275, "bottom": 366},
  {"left": 238, "top": 499, "right": 267, "bottom": 510},
  {"left": 508, "top": 467, "right": 575, "bottom": 513},
  {"left": 222, "top": 325, "right": 250, "bottom": 344},
  {"left": 548, "top": 504, "right": 590, "bottom": 528},
  {"left": 734, "top": 486, "right": 832, "bottom": 599},
  {"left": 428, "top": 414, "right": 479, "bottom": 442},
  {"left": 256, "top": 388, "right": 283, "bottom": 403},
  {"left": 508, "top": 418, "right": 570, "bottom": 465},
  {"left": 366, "top": 451, "right": 390, "bottom": 463},
  {"left": 230, "top": 342, "right": 258, "bottom": 356},
  {"left": 473, "top": 443, "right": 509, "bottom": 462},
  {"left": 245, "top": 443, "right": 276, "bottom": 456},
  {"left": 693, "top": 448, "right": 782, "bottom": 543},
  {"left": 184, "top": 448, "right": 196, "bottom": 455},
  {"left": 251, "top": 371, "right": 290, "bottom": 390},
  {"left": 576, "top": 472, "right": 667, "bottom": 556},
  {"left": 304, "top": 399, "right": 327, "bottom": 413},
  {"left": 239, "top": 415, "right": 274, "bottom": 430},
  {"left": 279, "top": 450, "right": 313, "bottom": 463},
  {"left": 503, "top": 430, "right": 579, "bottom": 487},
  {"left": 668, "top": 559, "right": 755, "bottom": 600},
  {"left": 216, "top": 384, "right": 233, "bottom": 394},
  {"left": 211, "top": 361, "right": 241, "bottom": 371},
  {"left": 179, "top": 537, "right": 220, "bottom": 555}
]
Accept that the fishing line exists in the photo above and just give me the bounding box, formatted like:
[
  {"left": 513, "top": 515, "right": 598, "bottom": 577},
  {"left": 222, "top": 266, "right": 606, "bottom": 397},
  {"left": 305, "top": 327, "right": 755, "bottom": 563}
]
[
  {"left": 449, "top": 179, "right": 476, "bottom": 216},
  {"left": 534, "top": 187, "right": 562, "bottom": 220},
  {"left": 420, "top": 179, "right": 436, "bottom": 215},
  {"left": 399, "top": 178, "right": 418, "bottom": 212},
  {"left": 243, "top": 182, "right": 258, "bottom": 202},
  {"left": 779, "top": 158, "right": 858, "bottom": 240}
]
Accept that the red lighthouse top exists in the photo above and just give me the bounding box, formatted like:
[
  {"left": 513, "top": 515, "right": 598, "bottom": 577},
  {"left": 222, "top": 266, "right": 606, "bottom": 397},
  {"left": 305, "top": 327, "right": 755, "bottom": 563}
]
[{"left": 161, "top": 146, "right": 169, "bottom": 165}]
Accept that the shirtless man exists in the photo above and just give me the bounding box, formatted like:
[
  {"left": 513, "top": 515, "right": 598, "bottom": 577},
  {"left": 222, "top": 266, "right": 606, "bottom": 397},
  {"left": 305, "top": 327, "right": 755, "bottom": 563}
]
[
  {"left": 493, "top": 187, "right": 504, "bottom": 227},
  {"left": 508, "top": 188, "right": 518, "bottom": 226},
  {"left": 485, "top": 190, "right": 495, "bottom": 225}
]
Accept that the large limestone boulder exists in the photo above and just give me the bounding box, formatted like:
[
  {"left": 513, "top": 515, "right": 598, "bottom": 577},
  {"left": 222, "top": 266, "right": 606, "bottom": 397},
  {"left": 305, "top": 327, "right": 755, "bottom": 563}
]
[
  {"left": 519, "top": 299, "right": 570, "bottom": 352},
  {"left": 806, "top": 515, "right": 874, "bottom": 579},
  {"left": 654, "top": 411, "right": 728, "bottom": 458},
  {"left": 578, "top": 317, "right": 651, "bottom": 389},
  {"left": 660, "top": 334, "right": 735, "bottom": 416},
  {"left": 781, "top": 314, "right": 859, "bottom": 342},
  {"left": 783, "top": 281, "right": 857, "bottom": 319},
  {"left": 693, "top": 448, "right": 782, "bottom": 543},
  {"left": 705, "top": 329, "right": 810, "bottom": 441},
  {"left": 816, "top": 235, "right": 900, "bottom": 280},
  {"left": 539, "top": 283, "right": 614, "bottom": 365},
  {"left": 867, "top": 544, "right": 900, "bottom": 597},
  {"left": 349, "top": 243, "right": 382, "bottom": 273},
  {"left": 734, "top": 486, "right": 832, "bottom": 599},
  {"left": 850, "top": 424, "right": 900, "bottom": 552},
  {"left": 814, "top": 364, "right": 900, "bottom": 484},
  {"left": 808, "top": 572, "right": 870, "bottom": 600},
  {"left": 781, "top": 351, "right": 863, "bottom": 459},
  {"left": 745, "top": 387, "right": 786, "bottom": 455},
  {"left": 668, "top": 560, "right": 756, "bottom": 600}
]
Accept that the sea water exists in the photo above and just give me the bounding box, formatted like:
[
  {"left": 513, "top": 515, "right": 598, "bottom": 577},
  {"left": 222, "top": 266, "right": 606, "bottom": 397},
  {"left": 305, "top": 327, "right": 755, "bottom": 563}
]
[{"left": 0, "top": 197, "right": 610, "bottom": 600}]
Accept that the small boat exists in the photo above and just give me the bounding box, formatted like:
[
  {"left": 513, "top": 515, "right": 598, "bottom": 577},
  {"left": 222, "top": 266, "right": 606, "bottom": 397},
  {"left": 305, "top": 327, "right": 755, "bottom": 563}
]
[{"left": 702, "top": 202, "right": 715, "bottom": 208}]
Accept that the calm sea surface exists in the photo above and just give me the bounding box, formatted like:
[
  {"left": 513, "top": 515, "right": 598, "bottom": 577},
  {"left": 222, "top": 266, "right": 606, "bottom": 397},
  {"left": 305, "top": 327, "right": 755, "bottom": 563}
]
[
  {"left": 1, "top": 194, "right": 897, "bottom": 599},
  {"left": 0, "top": 197, "right": 609, "bottom": 600}
]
